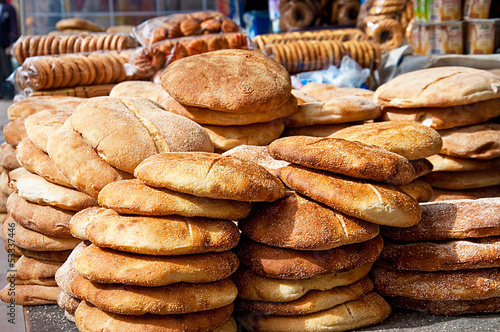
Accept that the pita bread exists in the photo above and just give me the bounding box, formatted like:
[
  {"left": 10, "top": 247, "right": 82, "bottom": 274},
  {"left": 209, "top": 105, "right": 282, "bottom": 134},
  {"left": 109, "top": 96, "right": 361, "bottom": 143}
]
[
  {"left": 9, "top": 256, "right": 61, "bottom": 286},
  {"left": 427, "top": 154, "right": 500, "bottom": 172},
  {"left": 24, "top": 109, "right": 70, "bottom": 152},
  {"left": 0, "top": 284, "right": 59, "bottom": 305},
  {"left": 431, "top": 185, "right": 500, "bottom": 201},
  {"left": 422, "top": 166, "right": 500, "bottom": 189},
  {"left": 222, "top": 145, "right": 289, "bottom": 178},
  {"left": 438, "top": 122, "right": 500, "bottom": 159},
  {"left": 7, "top": 96, "right": 83, "bottom": 121},
  {"left": 109, "top": 81, "right": 163, "bottom": 101}
]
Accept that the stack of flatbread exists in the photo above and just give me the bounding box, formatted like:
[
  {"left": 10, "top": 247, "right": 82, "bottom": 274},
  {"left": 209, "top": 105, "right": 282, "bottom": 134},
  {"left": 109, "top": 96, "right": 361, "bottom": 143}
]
[
  {"left": 232, "top": 132, "right": 442, "bottom": 331},
  {"left": 373, "top": 198, "right": 500, "bottom": 315},
  {"left": 374, "top": 66, "right": 500, "bottom": 201},
  {"left": 60, "top": 152, "right": 285, "bottom": 330},
  {"left": 282, "top": 82, "right": 381, "bottom": 137},
  {"left": 157, "top": 49, "right": 297, "bottom": 152}
]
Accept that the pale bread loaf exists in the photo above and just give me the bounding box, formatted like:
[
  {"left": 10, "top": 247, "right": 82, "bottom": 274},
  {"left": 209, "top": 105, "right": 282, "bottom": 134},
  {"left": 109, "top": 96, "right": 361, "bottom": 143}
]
[
  {"left": 427, "top": 154, "right": 500, "bottom": 172},
  {"left": 282, "top": 122, "right": 361, "bottom": 137},
  {"left": 300, "top": 83, "right": 373, "bottom": 101},
  {"left": 7, "top": 96, "right": 83, "bottom": 121},
  {"left": 422, "top": 166, "right": 500, "bottom": 189},
  {"left": 109, "top": 81, "right": 163, "bottom": 101},
  {"left": 222, "top": 145, "right": 290, "bottom": 178},
  {"left": 0, "top": 142, "right": 20, "bottom": 171},
  {"left": 10, "top": 256, "right": 62, "bottom": 286},
  {"left": 0, "top": 284, "right": 59, "bottom": 305},
  {"left": 24, "top": 109, "right": 70, "bottom": 152},
  {"left": 439, "top": 123, "right": 500, "bottom": 159},
  {"left": 69, "top": 207, "right": 105, "bottom": 240},
  {"left": 3, "top": 116, "right": 27, "bottom": 147}
]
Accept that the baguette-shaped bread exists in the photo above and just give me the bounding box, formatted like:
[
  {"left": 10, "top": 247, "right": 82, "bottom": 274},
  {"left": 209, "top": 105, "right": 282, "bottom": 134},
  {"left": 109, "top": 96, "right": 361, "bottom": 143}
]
[
  {"left": 134, "top": 152, "right": 286, "bottom": 202},
  {"left": 398, "top": 180, "right": 433, "bottom": 202},
  {"left": 75, "top": 244, "right": 239, "bottom": 286},
  {"left": 279, "top": 165, "right": 421, "bottom": 227},
  {"left": 269, "top": 136, "right": 415, "bottom": 185}
]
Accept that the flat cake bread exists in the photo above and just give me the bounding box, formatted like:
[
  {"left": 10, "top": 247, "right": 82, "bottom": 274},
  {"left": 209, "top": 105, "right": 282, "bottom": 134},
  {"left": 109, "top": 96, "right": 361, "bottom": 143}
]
[
  {"left": 300, "top": 83, "right": 374, "bottom": 100},
  {"left": 421, "top": 166, "right": 500, "bottom": 189},
  {"left": 279, "top": 165, "right": 421, "bottom": 227},
  {"left": 18, "top": 247, "right": 72, "bottom": 262},
  {"left": 75, "top": 244, "right": 239, "bottom": 286},
  {"left": 222, "top": 145, "right": 290, "bottom": 178},
  {"left": 237, "top": 235, "right": 383, "bottom": 279},
  {"left": 24, "top": 109, "right": 70, "bottom": 152},
  {"left": 134, "top": 152, "right": 285, "bottom": 202},
  {"left": 109, "top": 81, "right": 163, "bottom": 101},
  {"left": 431, "top": 185, "right": 500, "bottom": 201},
  {"left": 0, "top": 142, "right": 21, "bottom": 171},
  {"left": 238, "top": 292, "right": 391, "bottom": 332},
  {"left": 0, "top": 284, "right": 59, "bottom": 305},
  {"left": 55, "top": 242, "right": 89, "bottom": 296},
  {"left": 69, "top": 207, "right": 105, "bottom": 240},
  {"left": 239, "top": 191, "right": 379, "bottom": 250},
  {"left": 269, "top": 136, "right": 416, "bottom": 185},
  {"left": 427, "top": 154, "right": 500, "bottom": 172},
  {"left": 10, "top": 256, "right": 62, "bottom": 286},
  {"left": 438, "top": 123, "right": 500, "bottom": 159},
  {"left": 7, "top": 96, "right": 83, "bottom": 121},
  {"left": 282, "top": 122, "right": 361, "bottom": 138},
  {"left": 374, "top": 66, "right": 500, "bottom": 108},
  {"left": 330, "top": 121, "right": 442, "bottom": 160},
  {"left": 3, "top": 116, "right": 27, "bottom": 147},
  {"left": 161, "top": 49, "right": 291, "bottom": 113},
  {"left": 57, "top": 290, "right": 81, "bottom": 315}
]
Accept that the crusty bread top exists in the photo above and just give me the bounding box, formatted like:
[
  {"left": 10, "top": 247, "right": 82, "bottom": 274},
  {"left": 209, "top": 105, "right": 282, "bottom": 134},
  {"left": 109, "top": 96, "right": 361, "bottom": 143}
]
[
  {"left": 24, "top": 110, "right": 71, "bottom": 153},
  {"left": 269, "top": 136, "right": 416, "bottom": 185},
  {"left": 134, "top": 152, "right": 286, "bottom": 202},
  {"left": 222, "top": 145, "right": 290, "bottom": 178},
  {"left": 7, "top": 96, "right": 83, "bottom": 121},
  {"left": 330, "top": 120, "right": 442, "bottom": 160},
  {"left": 374, "top": 66, "right": 500, "bottom": 108},
  {"left": 239, "top": 191, "right": 379, "bottom": 250},
  {"left": 161, "top": 49, "right": 291, "bottom": 113},
  {"left": 13, "top": 256, "right": 62, "bottom": 281},
  {"left": 109, "top": 81, "right": 163, "bottom": 102}
]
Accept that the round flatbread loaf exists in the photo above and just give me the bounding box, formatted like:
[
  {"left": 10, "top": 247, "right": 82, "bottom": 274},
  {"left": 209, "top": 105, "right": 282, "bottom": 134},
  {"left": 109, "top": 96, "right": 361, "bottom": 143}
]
[
  {"left": 239, "top": 191, "right": 379, "bottom": 250},
  {"left": 427, "top": 154, "right": 500, "bottom": 172},
  {"left": 161, "top": 49, "right": 291, "bottom": 113},
  {"left": 0, "top": 142, "right": 20, "bottom": 171},
  {"left": 398, "top": 180, "right": 433, "bottom": 202},
  {"left": 7, "top": 192, "right": 74, "bottom": 238},
  {"left": 222, "top": 145, "right": 290, "bottom": 178},
  {"left": 379, "top": 98, "right": 500, "bottom": 129},
  {"left": 234, "top": 264, "right": 372, "bottom": 302},
  {"left": 438, "top": 123, "right": 500, "bottom": 159},
  {"left": 11, "top": 256, "right": 62, "bottom": 286},
  {"left": 374, "top": 66, "right": 500, "bottom": 108},
  {"left": 75, "top": 301, "right": 234, "bottom": 332},
  {"left": 75, "top": 244, "right": 239, "bottom": 286},
  {"left": 70, "top": 274, "right": 237, "bottom": 315},
  {"left": 372, "top": 266, "right": 500, "bottom": 301},
  {"left": 279, "top": 165, "right": 421, "bottom": 227},
  {"left": 300, "top": 83, "right": 374, "bottom": 101},
  {"left": 84, "top": 208, "right": 240, "bottom": 255},
  {"left": 269, "top": 136, "right": 415, "bottom": 185},
  {"left": 389, "top": 296, "right": 500, "bottom": 316},
  {"left": 7, "top": 96, "right": 83, "bottom": 121},
  {"left": 237, "top": 235, "right": 383, "bottom": 279},
  {"left": 330, "top": 121, "right": 442, "bottom": 160},
  {"left": 431, "top": 185, "right": 500, "bottom": 201},
  {"left": 134, "top": 152, "right": 285, "bottom": 202},
  {"left": 283, "top": 96, "right": 381, "bottom": 127},
  {"left": 18, "top": 247, "right": 72, "bottom": 262},
  {"left": 202, "top": 119, "right": 285, "bottom": 152},
  {"left": 109, "top": 81, "right": 163, "bottom": 101},
  {"left": 236, "top": 277, "right": 373, "bottom": 316},
  {"left": 55, "top": 242, "right": 89, "bottom": 296},
  {"left": 56, "top": 18, "right": 104, "bottom": 32},
  {"left": 69, "top": 207, "right": 105, "bottom": 240},
  {"left": 24, "top": 109, "right": 70, "bottom": 152},
  {"left": 0, "top": 284, "right": 59, "bottom": 305},
  {"left": 97, "top": 179, "right": 252, "bottom": 219},
  {"left": 3, "top": 116, "right": 27, "bottom": 147},
  {"left": 421, "top": 166, "right": 500, "bottom": 189},
  {"left": 8, "top": 168, "right": 97, "bottom": 211},
  {"left": 57, "top": 290, "right": 81, "bottom": 315},
  {"left": 238, "top": 292, "right": 391, "bottom": 332},
  {"left": 381, "top": 198, "right": 500, "bottom": 241},
  {"left": 158, "top": 90, "right": 298, "bottom": 126},
  {"left": 378, "top": 237, "right": 500, "bottom": 272}
]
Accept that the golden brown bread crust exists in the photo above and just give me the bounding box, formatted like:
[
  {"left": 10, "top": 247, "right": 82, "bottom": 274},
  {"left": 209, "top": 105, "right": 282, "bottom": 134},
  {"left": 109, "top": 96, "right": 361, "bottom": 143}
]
[
  {"left": 75, "top": 245, "right": 239, "bottom": 286},
  {"left": 269, "top": 136, "right": 415, "bottom": 185},
  {"left": 69, "top": 207, "right": 105, "bottom": 240},
  {"left": 279, "top": 165, "right": 421, "bottom": 227},
  {"left": 0, "top": 143, "right": 21, "bottom": 171},
  {"left": 84, "top": 208, "right": 240, "bottom": 255},
  {"left": 372, "top": 266, "right": 500, "bottom": 301},
  {"left": 377, "top": 237, "right": 500, "bottom": 272},
  {"left": 374, "top": 66, "right": 500, "bottom": 108},
  {"left": 300, "top": 83, "right": 373, "bottom": 101},
  {"left": 0, "top": 284, "right": 59, "bottom": 305},
  {"left": 18, "top": 247, "right": 71, "bottom": 262},
  {"left": 134, "top": 152, "right": 286, "bottom": 202},
  {"left": 389, "top": 296, "right": 500, "bottom": 315},
  {"left": 222, "top": 145, "right": 289, "bottom": 178},
  {"left": 438, "top": 123, "right": 500, "bottom": 159},
  {"left": 382, "top": 198, "right": 500, "bottom": 241},
  {"left": 398, "top": 180, "right": 433, "bottom": 202},
  {"left": 55, "top": 242, "right": 88, "bottom": 296},
  {"left": 410, "top": 158, "right": 434, "bottom": 178},
  {"left": 239, "top": 191, "right": 379, "bottom": 250},
  {"left": 3, "top": 116, "right": 27, "bottom": 147},
  {"left": 16, "top": 138, "right": 74, "bottom": 188},
  {"left": 162, "top": 49, "right": 291, "bottom": 113},
  {"left": 422, "top": 167, "right": 500, "bottom": 190},
  {"left": 158, "top": 90, "right": 298, "bottom": 126},
  {"left": 24, "top": 109, "right": 70, "bottom": 152},
  {"left": 11, "top": 256, "right": 62, "bottom": 285},
  {"left": 109, "top": 81, "right": 163, "bottom": 101},
  {"left": 235, "top": 277, "right": 373, "bottom": 316},
  {"left": 56, "top": 18, "right": 105, "bottom": 32},
  {"left": 330, "top": 120, "right": 443, "bottom": 160},
  {"left": 234, "top": 264, "right": 372, "bottom": 302},
  {"left": 431, "top": 185, "right": 500, "bottom": 201},
  {"left": 237, "top": 235, "right": 383, "bottom": 279},
  {"left": 57, "top": 290, "right": 81, "bottom": 315},
  {"left": 427, "top": 154, "right": 500, "bottom": 172},
  {"left": 70, "top": 274, "right": 237, "bottom": 315},
  {"left": 7, "top": 192, "right": 74, "bottom": 238},
  {"left": 97, "top": 179, "right": 252, "bottom": 219},
  {"left": 7, "top": 96, "right": 83, "bottom": 121},
  {"left": 380, "top": 98, "right": 500, "bottom": 129},
  {"left": 75, "top": 301, "right": 234, "bottom": 332},
  {"left": 238, "top": 292, "right": 391, "bottom": 332}
]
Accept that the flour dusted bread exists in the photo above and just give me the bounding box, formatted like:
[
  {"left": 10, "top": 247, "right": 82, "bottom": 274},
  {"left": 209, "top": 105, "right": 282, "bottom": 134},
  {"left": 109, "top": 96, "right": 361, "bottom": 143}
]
[
  {"left": 222, "top": 145, "right": 290, "bottom": 178},
  {"left": 97, "top": 179, "right": 252, "bottom": 219},
  {"left": 3, "top": 116, "right": 27, "bottom": 147},
  {"left": 58, "top": 290, "right": 81, "bottom": 315},
  {"left": 374, "top": 66, "right": 500, "bottom": 108},
  {"left": 438, "top": 123, "right": 500, "bottom": 159},
  {"left": 69, "top": 207, "right": 105, "bottom": 240},
  {"left": 161, "top": 49, "right": 291, "bottom": 113},
  {"left": 0, "top": 284, "right": 59, "bottom": 305},
  {"left": 55, "top": 242, "right": 88, "bottom": 295},
  {"left": 9, "top": 168, "right": 97, "bottom": 210},
  {"left": 134, "top": 152, "right": 285, "bottom": 202},
  {"left": 24, "top": 109, "right": 70, "bottom": 152},
  {"left": 269, "top": 136, "right": 416, "bottom": 185},
  {"left": 83, "top": 208, "right": 240, "bottom": 255},
  {"left": 381, "top": 198, "right": 500, "bottom": 241},
  {"left": 279, "top": 165, "right": 421, "bottom": 227},
  {"left": 75, "top": 245, "right": 239, "bottom": 286},
  {"left": 330, "top": 120, "right": 442, "bottom": 160},
  {"left": 7, "top": 192, "right": 74, "bottom": 238},
  {"left": 109, "top": 81, "right": 163, "bottom": 101},
  {"left": 237, "top": 235, "right": 383, "bottom": 279},
  {"left": 238, "top": 292, "right": 391, "bottom": 332},
  {"left": 300, "top": 83, "right": 374, "bottom": 100},
  {"left": 7, "top": 96, "right": 83, "bottom": 120},
  {"left": 75, "top": 302, "right": 234, "bottom": 332},
  {"left": 239, "top": 191, "right": 379, "bottom": 250},
  {"left": 10, "top": 256, "right": 62, "bottom": 285}
]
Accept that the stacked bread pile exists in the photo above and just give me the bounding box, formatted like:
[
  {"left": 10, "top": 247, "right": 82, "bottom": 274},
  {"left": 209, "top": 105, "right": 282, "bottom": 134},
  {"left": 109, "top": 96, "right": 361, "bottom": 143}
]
[
  {"left": 54, "top": 18, "right": 105, "bottom": 34},
  {"left": 373, "top": 197, "right": 500, "bottom": 315},
  {"left": 234, "top": 132, "right": 438, "bottom": 331},
  {"left": 157, "top": 49, "right": 297, "bottom": 152},
  {"left": 60, "top": 152, "right": 285, "bottom": 331},
  {"left": 375, "top": 67, "right": 500, "bottom": 201},
  {"left": 282, "top": 82, "right": 382, "bottom": 137}
]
